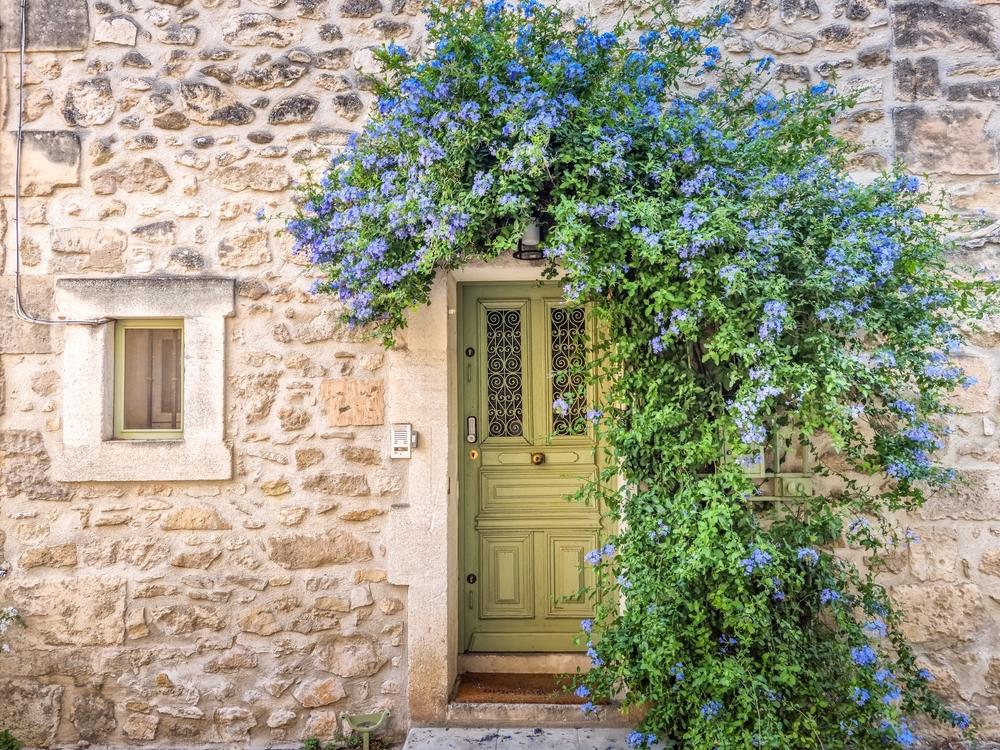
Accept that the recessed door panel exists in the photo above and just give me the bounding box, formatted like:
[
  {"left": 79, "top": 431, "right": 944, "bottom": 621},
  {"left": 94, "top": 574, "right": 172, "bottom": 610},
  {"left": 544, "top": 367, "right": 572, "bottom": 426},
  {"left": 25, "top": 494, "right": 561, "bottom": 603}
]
[
  {"left": 547, "top": 534, "right": 597, "bottom": 618},
  {"left": 480, "top": 532, "right": 533, "bottom": 619}
]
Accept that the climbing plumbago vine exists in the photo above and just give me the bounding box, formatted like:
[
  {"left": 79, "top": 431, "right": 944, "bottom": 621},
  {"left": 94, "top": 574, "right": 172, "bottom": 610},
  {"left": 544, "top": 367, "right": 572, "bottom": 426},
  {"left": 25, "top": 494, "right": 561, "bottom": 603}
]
[{"left": 287, "top": 0, "right": 996, "bottom": 746}]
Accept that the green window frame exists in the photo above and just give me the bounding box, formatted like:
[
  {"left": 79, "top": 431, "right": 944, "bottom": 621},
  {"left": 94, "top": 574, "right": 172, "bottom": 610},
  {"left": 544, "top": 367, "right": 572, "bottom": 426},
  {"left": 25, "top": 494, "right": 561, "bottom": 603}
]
[{"left": 113, "top": 318, "right": 184, "bottom": 440}]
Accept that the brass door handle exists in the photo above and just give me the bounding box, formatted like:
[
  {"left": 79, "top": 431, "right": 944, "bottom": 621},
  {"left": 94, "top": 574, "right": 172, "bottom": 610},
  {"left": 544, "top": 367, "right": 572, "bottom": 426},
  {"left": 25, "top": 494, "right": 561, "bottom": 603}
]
[{"left": 531, "top": 452, "right": 545, "bottom": 465}]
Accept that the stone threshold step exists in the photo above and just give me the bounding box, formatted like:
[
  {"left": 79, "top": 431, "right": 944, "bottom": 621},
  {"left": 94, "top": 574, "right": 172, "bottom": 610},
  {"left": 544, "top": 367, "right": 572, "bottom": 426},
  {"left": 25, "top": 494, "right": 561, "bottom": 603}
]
[{"left": 403, "top": 727, "right": 637, "bottom": 750}]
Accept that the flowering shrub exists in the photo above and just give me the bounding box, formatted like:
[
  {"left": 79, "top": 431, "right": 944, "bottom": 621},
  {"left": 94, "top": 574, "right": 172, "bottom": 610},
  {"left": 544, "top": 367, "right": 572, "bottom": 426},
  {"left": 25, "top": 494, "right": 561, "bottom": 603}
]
[
  {"left": 287, "top": 0, "right": 996, "bottom": 746},
  {"left": 0, "top": 565, "right": 17, "bottom": 655}
]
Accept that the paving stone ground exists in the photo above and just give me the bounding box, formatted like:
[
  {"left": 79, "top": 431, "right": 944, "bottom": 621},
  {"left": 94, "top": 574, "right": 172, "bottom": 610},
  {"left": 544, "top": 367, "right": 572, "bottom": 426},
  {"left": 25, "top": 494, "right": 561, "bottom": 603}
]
[{"left": 402, "top": 727, "right": 638, "bottom": 750}]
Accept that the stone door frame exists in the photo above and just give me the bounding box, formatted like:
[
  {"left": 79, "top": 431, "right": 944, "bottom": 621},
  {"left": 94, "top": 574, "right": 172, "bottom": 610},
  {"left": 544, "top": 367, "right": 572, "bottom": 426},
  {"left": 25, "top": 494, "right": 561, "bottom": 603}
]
[{"left": 385, "top": 258, "right": 549, "bottom": 726}]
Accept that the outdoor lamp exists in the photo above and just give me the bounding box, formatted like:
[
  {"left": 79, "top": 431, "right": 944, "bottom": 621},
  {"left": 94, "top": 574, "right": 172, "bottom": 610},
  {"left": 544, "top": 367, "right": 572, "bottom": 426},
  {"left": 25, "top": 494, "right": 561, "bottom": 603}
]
[{"left": 513, "top": 218, "right": 545, "bottom": 261}]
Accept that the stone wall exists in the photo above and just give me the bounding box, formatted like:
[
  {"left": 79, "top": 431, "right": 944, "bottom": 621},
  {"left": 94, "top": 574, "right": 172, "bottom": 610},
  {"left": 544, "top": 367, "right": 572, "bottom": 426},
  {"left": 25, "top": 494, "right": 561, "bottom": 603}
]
[{"left": 0, "top": 0, "right": 999, "bottom": 746}]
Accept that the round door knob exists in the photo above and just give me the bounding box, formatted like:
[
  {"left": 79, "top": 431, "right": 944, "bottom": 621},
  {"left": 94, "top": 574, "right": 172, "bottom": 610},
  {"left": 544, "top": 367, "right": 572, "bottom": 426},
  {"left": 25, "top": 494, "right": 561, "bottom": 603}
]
[{"left": 531, "top": 452, "right": 545, "bottom": 465}]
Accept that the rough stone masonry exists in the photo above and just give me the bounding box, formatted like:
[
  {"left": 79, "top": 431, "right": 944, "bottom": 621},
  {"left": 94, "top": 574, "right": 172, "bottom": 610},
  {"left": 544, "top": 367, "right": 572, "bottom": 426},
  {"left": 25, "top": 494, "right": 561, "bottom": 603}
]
[{"left": 1, "top": 0, "right": 1000, "bottom": 746}]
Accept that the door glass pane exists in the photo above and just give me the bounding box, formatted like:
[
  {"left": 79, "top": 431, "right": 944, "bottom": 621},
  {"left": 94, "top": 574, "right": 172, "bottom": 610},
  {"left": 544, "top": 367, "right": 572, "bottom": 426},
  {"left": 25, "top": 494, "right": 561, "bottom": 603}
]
[
  {"left": 551, "top": 306, "right": 587, "bottom": 436},
  {"left": 122, "top": 327, "right": 182, "bottom": 431},
  {"left": 485, "top": 308, "right": 523, "bottom": 437}
]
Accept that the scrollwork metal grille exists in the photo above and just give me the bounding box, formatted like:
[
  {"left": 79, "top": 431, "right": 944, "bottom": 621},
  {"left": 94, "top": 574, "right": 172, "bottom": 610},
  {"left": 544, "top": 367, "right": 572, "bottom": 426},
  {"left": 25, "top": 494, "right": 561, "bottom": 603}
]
[
  {"left": 551, "top": 306, "right": 587, "bottom": 436},
  {"left": 486, "top": 308, "right": 524, "bottom": 437}
]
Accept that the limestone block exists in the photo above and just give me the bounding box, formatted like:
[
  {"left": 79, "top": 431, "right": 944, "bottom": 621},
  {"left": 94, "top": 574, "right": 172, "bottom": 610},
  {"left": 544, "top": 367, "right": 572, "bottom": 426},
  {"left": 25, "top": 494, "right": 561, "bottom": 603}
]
[
  {"left": 267, "top": 708, "right": 297, "bottom": 728},
  {"left": 312, "top": 635, "right": 385, "bottom": 677},
  {"left": 340, "top": 0, "right": 381, "bottom": 17},
  {"left": 236, "top": 60, "right": 307, "bottom": 89},
  {"left": 265, "top": 528, "right": 372, "bottom": 568},
  {"left": 303, "top": 711, "right": 340, "bottom": 739},
  {"left": 19, "top": 543, "right": 77, "bottom": 569},
  {"left": 62, "top": 77, "right": 116, "bottom": 126},
  {"left": 122, "top": 712, "right": 159, "bottom": 740},
  {"left": 179, "top": 81, "right": 255, "bottom": 126},
  {"left": 70, "top": 694, "right": 117, "bottom": 742},
  {"left": 755, "top": 29, "right": 814, "bottom": 55},
  {"left": 981, "top": 550, "right": 1000, "bottom": 577},
  {"left": 894, "top": 106, "right": 999, "bottom": 175},
  {"left": 333, "top": 92, "right": 365, "bottom": 120},
  {"left": 171, "top": 549, "right": 222, "bottom": 569},
  {"left": 779, "top": 0, "right": 819, "bottom": 23},
  {"left": 0, "top": 131, "right": 80, "bottom": 197},
  {"left": 0, "top": 0, "right": 88, "bottom": 51},
  {"left": 893, "top": 2, "right": 995, "bottom": 52},
  {"left": 208, "top": 161, "right": 292, "bottom": 191},
  {"left": 315, "top": 48, "right": 353, "bottom": 69},
  {"left": 94, "top": 15, "right": 139, "bottom": 45},
  {"left": 0, "top": 680, "right": 63, "bottom": 746},
  {"left": 204, "top": 646, "right": 259, "bottom": 673},
  {"left": 132, "top": 220, "right": 177, "bottom": 244},
  {"left": 952, "top": 356, "right": 994, "bottom": 413},
  {"left": 223, "top": 13, "right": 302, "bottom": 47},
  {"left": 79, "top": 537, "right": 170, "bottom": 569},
  {"left": 5, "top": 576, "right": 126, "bottom": 645},
  {"left": 50, "top": 227, "right": 127, "bottom": 273},
  {"left": 295, "top": 447, "right": 325, "bottom": 469},
  {"left": 214, "top": 707, "right": 257, "bottom": 741},
  {"left": 892, "top": 583, "right": 986, "bottom": 643},
  {"left": 269, "top": 94, "right": 320, "bottom": 124},
  {"left": 91, "top": 158, "right": 172, "bottom": 194},
  {"left": 320, "top": 378, "right": 385, "bottom": 426},
  {"left": 150, "top": 604, "right": 227, "bottom": 634},
  {"left": 279, "top": 407, "right": 311, "bottom": 430},
  {"left": 293, "top": 677, "right": 347, "bottom": 707},
  {"left": 161, "top": 506, "right": 232, "bottom": 530},
  {"left": 218, "top": 224, "right": 272, "bottom": 267},
  {"left": 302, "top": 471, "right": 370, "bottom": 496}
]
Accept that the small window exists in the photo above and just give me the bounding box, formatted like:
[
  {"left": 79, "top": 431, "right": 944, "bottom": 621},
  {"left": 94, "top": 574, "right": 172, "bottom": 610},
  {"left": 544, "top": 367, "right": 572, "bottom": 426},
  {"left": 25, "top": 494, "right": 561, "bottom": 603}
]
[{"left": 114, "top": 319, "right": 184, "bottom": 439}]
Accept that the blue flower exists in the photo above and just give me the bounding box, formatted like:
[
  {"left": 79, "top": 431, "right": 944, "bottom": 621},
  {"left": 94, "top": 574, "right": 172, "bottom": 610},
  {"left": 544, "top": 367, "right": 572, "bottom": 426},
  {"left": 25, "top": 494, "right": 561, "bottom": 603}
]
[
  {"left": 669, "top": 662, "right": 684, "bottom": 682},
  {"left": 949, "top": 711, "right": 970, "bottom": 730},
  {"left": 580, "top": 618, "right": 593, "bottom": 633},
  {"left": 255, "top": 207, "right": 266, "bottom": 222},
  {"left": 850, "top": 644, "right": 877, "bottom": 667},
  {"left": 820, "top": 588, "right": 841, "bottom": 605},
  {"left": 865, "top": 620, "right": 888, "bottom": 638},
  {"left": 385, "top": 42, "right": 409, "bottom": 59},
  {"left": 553, "top": 397, "right": 570, "bottom": 416},
  {"left": 700, "top": 700, "right": 723, "bottom": 720},
  {"left": 796, "top": 547, "right": 819, "bottom": 565},
  {"left": 740, "top": 547, "right": 772, "bottom": 575},
  {"left": 585, "top": 409, "right": 602, "bottom": 424},
  {"left": 852, "top": 687, "right": 870, "bottom": 705},
  {"left": 580, "top": 701, "right": 598, "bottom": 715},
  {"left": 575, "top": 684, "right": 590, "bottom": 698}
]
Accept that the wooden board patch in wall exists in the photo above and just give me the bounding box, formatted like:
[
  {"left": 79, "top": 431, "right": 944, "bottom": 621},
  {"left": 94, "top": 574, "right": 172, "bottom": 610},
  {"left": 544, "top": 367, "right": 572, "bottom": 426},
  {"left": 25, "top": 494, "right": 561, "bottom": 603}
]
[{"left": 320, "top": 378, "right": 385, "bottom": 427}]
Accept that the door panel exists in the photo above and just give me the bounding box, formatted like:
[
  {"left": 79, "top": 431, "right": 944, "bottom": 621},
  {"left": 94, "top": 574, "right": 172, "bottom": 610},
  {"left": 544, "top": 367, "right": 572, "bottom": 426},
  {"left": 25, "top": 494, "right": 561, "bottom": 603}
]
[{"left": 460, "top": 282, "right": 602, "bottom": 653}]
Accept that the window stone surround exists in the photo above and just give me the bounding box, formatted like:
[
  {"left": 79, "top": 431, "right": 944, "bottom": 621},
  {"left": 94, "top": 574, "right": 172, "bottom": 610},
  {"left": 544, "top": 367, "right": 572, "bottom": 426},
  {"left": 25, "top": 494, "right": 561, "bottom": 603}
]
[{"left": 53, "top": 276, "right": 235, "bottom": 482}]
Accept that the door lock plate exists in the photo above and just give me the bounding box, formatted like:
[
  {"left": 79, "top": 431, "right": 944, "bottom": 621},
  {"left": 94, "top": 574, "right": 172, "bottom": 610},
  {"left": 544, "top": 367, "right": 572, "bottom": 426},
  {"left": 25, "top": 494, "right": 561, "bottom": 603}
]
[{"left": 466, "top": 573, "right": 477, "bottom": 584}]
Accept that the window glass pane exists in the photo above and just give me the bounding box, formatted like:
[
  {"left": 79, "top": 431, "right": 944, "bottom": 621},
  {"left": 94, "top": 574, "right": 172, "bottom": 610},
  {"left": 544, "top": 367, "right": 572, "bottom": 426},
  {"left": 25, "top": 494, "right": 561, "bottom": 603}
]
[
  {"left": 122, "top": 327, "right": 182, "bottom": 431},
  {"left": 551, "top": 306, "right": 587, "bottom": 436},
  {"left": 485, "top": 308, "right": 524, "bottom": 437}
]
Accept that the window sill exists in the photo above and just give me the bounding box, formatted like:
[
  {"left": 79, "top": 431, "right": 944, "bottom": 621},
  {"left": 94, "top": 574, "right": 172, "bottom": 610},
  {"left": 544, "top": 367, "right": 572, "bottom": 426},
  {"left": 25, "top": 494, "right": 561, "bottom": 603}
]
[{"left": 55, "top": 439, "right": 232, "bottom": 482}]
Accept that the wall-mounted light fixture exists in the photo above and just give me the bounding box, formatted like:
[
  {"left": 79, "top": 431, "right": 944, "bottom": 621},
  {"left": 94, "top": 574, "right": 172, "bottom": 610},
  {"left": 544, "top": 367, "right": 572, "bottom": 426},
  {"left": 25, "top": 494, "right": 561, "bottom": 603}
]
[{"left": 513, "top": 218, "right": 545, "bottom": 261}]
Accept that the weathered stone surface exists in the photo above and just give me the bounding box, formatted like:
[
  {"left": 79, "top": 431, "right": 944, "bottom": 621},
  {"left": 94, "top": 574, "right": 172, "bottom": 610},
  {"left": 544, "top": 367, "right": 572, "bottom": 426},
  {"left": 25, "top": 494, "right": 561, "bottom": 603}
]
[
  {"left": 208, "top": 161, "right": 292, "bottom": 191},
  {"left": 269, "top": 94, "right": 319, "bottom": 124},
  {"left": 62, "top": 77, "right": 116, "bottom": 125},
  {"left": 230, "top": 372, "right": 281, "bottom": 423},
  {"left": 908, "top": 527, "right": 959, "bottom": 581},
  {"left": 94, "top": 15, "right": 138, "bottom": 46},
  {"left": 50, "top": 227, "right": 127, "bottom": 272},
  {"left": 236, "top": 60, "right": 307, "bottom": 89},
  {"left": 817, "top": 24, "right": 865, "bottom": 52},
  {"left": 161, "top": 506, "right": 232, "bottom": 530},
  {"left": 279, "top": 407, "right": 311, "bottom": 430},
  {"left": 302, "top": 471, "right": 370, "bottom": 496},
  {"left": 315, "top": 47, "right": 353, "bottom": 69},
  {"left": 180, "top": 81, "right": 255, "bottom": 126},
  {"left": 122, "top": 712, "right": 159, "bottom": 741},
  {"left": 373, "top": 17, "right": 411, "bottom": 38},
  {"left": 296, "top": 0, "right": 327, "bottom": 18},
  {"left": 0, "top": 681, "right": 63, "bottom": 746},
  {"left": 895, "top": 57, "right": 940, "bottom": 101},
  {"left": 0, "top": 131, "right": 80, "bottom": 197},
  {"left": 160, "top": 24, "right": 199, "bottom": 45},
  {"left": 303, "top": 711, "right": 340, "bottom": 739},
  {"left": 154, "top": 110, "right": 191, "bottom": 129},
  {"left": 319, "top": 23, "right": 343, "bottom": 41},
  {"left": 171, "top": 549, "right": 222, "bottom": 569},
  {"left": 333, "top": 92, "right": 365, "bottom": 120},
  {"left": 92, "top": 158, "right": 172, "bottom": 194},
  {"left": 339, "top": 0, "right": 381, "bottom": 16},
  {"left": 6, "top": 577, "right": 126, "bottom": 645},
  {"left": 948, "top": 80, "right": 1000, "bottom": 103},
  {"left": 981, "top": 550, "right": 1000, "bottom": 577},
  {"left": 755, "top": 29, "right": 814, "bottom": 54},
  {"left": 214, "top": 707, "right": 257, "bottom": 741},
  {"left": 295, "top": 447, "right": 325, "bottom": 469},
  {"left": 71, "top": 695, "right": 117, "bottom": 741},
  {"left": 341, "top": 446, "right": 380, "bottom": 465},
  {"left": 238, "top": 594, "right": 298, "bottom": 634},
  {"left": 892, "top": 583, "right": 986, "bottom": 643},
  {"left": 0, "top": 429, "right": 68, "bottom": 499},
  {"left": 313, "top": 635, "right": 385, "bottom": 677},
  {"left": 219, "top": 224, "right": 272, "bottom": 267},
  {"left": 920, "top": 470, "right": 1000, "bottom": 520},
  {"left": 132, "top": 220, "right": 176, "bottom": 244},
  {"left": 204, "top": 646, "right": 259, "bottom": 673},
  {"left": 265, "top": 528, "right": 372, "bottom": 568},
  {"left": 79, "top": 537, "right": 170, "bottom": 569},
  {"left": 151, "top": 604, "right": 227, "bottom": 634},
  {"left": 293, "top": 677, "right": 347, "bottom": 707},
  {"left": 894, "top": 107, "right": 998, "bottom": 175},
  {"left": 894, "top": 2, "right": 995, "bottom": 52},
  {"left": 19, "top": 543, "right": 78, "bottom": 569},
  {"left": 0, "top": 0, "right": 88, "bottom": 51},
  {"left": 267, "top": 708, "right": 297, "bottom": 728},
  {"left": 223, "top": 13, "right": 302, "bottom": 47}
]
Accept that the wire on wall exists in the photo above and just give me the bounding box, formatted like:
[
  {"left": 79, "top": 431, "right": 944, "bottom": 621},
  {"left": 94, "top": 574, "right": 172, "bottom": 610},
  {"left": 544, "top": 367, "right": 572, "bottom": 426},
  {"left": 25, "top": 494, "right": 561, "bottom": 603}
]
[{"left": 12, "top": 0, "right": 110, "bottom": 326}]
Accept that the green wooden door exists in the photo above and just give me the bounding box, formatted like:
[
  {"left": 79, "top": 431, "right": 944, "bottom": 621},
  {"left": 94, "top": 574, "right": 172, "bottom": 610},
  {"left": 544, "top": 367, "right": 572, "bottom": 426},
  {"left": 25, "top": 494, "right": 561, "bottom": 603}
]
[{"left": 459, "top": 282, "right": 601, "bottom": 653}]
